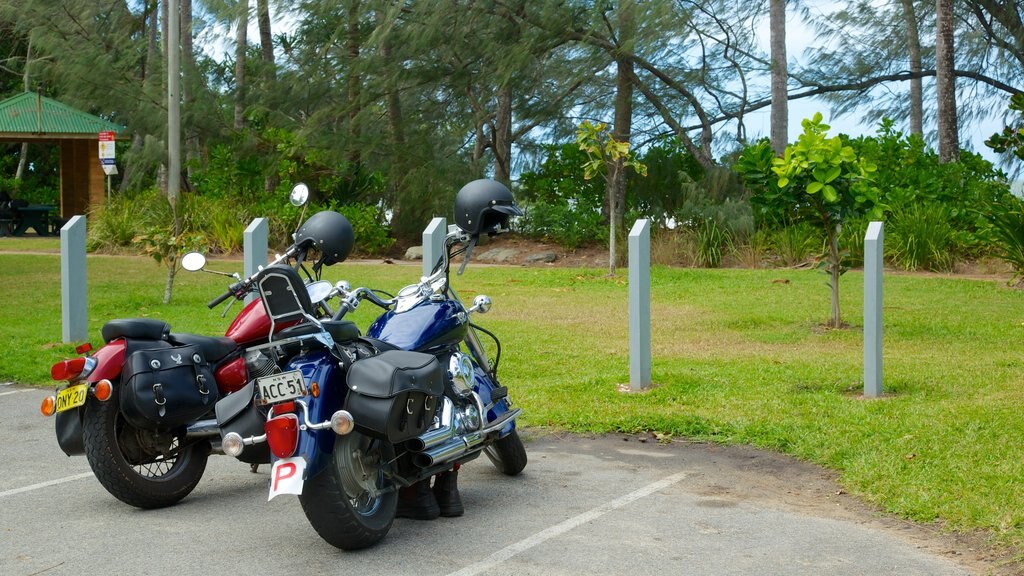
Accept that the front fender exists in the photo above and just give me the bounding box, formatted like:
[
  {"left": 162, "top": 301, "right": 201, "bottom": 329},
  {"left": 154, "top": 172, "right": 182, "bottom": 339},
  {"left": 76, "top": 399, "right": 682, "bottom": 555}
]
[{"left": 473, "top": 368, "right": 516, "bottom": 437}]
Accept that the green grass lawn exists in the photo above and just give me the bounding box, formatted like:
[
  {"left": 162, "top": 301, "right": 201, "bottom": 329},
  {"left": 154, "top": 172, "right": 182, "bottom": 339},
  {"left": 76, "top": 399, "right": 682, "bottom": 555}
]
[{"left": 4, "top": 251, "right": 1023, "bottom": 555}]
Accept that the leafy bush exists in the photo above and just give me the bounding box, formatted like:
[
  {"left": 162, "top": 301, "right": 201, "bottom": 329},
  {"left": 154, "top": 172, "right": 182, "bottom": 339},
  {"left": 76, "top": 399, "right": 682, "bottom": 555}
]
[
  {"left": 330, "top": 202, "right": 394, "bottom": 256},
  {"left": 519, "top": 200, "right": 606, "bottom": 250},
  {"left": 985, "top": 197, "right": 1024, "bottom": 283},
  {"left": 886, "top": 203, "right": 957, "bottom": 272},
  {"left": 772, "top": 222, "right": 822, "bottom": 267},
  {"left": 695, "top": 218, "right": 728, "bottom": 268}
]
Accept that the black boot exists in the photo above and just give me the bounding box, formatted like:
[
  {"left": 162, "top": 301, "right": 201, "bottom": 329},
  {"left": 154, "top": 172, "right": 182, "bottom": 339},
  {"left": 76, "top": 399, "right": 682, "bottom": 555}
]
[
  {"left": 432, "top": 467, "right": 464, "bottom": 518},
  {"left": 396, "top": 479, "right": 440, "bottom": 520}
]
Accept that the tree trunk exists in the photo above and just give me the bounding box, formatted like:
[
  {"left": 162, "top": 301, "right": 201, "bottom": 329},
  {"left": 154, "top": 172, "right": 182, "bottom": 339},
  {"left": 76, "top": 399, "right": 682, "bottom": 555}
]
[
  {"left": 181, "top": 0, "right": 198, "bottom": 183},
  {"left": 234, "top": 0, "right": 249, "bottom": 131},
  {"left": 257, "top": 0, "right": 274, "bottom": 73},
  {"left": 935, "top": 0, "right": 959, "bottom": 162},
  {"left": 769, "top": 0, "right": 788, "bottom": 155},
  {"left": 346, "top": 0, "right": 362, "bottom": 167},
  {"left": 607, "top": 0, "right": 635, "bottom": 276},
  {"left": 828, "top": 222, "right": 842, "bottom": 328},
  {"left": 902, "top": 0, "right": 923, "bottom": 136},
  {"left": 494, "top": 86, "right": 513, "bottom": 184},
  {"left": 15, "top": 38, "right": 31, "bottom": 181}
]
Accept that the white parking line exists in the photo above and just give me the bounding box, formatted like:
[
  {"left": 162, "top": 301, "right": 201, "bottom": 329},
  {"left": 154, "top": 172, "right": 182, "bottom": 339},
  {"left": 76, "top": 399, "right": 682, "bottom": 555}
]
[
  {"left": 0, "top": 472, "right": 94, "bottom": 498},
  {"left": 446, "top": 470, "right": 689, "bottom": 576},
  {"left": 0, "top": 389, "right": 35, "bottom": 397}
]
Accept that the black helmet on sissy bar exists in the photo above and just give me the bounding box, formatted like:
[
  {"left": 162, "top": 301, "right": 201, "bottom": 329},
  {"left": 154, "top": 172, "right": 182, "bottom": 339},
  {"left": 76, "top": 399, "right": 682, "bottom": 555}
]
[
  {"left": 454, "top": 179, "right": 523, "bottom": 237},
  {"left": 293, "top": 210, "right": 355, "bottom": 270}
]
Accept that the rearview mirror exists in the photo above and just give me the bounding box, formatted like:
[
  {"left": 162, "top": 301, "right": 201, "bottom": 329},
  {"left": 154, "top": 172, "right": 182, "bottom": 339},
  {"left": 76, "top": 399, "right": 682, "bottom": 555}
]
[
  {"left": 181, "top": 252, "right": 207, "bottom": 272},
  {"left": 290, "top": 183, "right": 310, "bottom": 207}
]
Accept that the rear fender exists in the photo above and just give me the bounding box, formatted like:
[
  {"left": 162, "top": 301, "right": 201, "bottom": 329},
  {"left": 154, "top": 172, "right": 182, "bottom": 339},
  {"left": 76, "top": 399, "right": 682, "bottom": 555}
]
[
  {"left": 281, "top": 351, "right": 346, "bottom": 480},
  {"left": 54, "top": 340, "right": 129, "bottom": 456}
]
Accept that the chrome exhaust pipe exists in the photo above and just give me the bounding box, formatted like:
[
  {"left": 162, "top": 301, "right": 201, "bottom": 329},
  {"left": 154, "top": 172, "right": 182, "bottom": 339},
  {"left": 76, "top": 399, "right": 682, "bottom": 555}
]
[
  {"left": 407, "top": 397, "right": 455, "bottom": 452},
  {"left": 414, "top": 432, "right": 483, "bottom": 468}
]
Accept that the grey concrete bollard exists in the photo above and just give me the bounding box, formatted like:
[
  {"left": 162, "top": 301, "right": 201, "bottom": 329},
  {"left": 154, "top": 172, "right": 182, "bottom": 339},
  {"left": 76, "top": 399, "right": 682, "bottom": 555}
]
[
  {"left": 244, "top": 218, "right": 269, "bottom": 304},
  {"left": 423, "top": 217, "right": 447, "bottom": 278},
  {"left": 61, "top": 216, "right": 88, "bottom": 343},
  {"left": 629, "top": 219, "right": 652, "bottom": 390},
  {"left": 864, "top": 221, "right": 884, "bottom": 397}
]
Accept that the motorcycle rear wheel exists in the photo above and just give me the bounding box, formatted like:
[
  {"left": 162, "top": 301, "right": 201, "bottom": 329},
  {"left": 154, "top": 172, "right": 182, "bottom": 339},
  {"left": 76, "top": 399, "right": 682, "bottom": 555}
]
[
  {"left": 484, "top": 428, "right": 527, "bottom": 476},
  {"left": 82, "top": 394, "right": 209, "bottom": 509},
  {"left": 299, "top": 432, "right": 397, "bottom": 550}
]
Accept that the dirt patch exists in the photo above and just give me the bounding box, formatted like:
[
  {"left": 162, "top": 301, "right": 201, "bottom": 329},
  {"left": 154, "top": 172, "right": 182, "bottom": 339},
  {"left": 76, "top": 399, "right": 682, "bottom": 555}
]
[{"left": 561, "top": 430, "right": 1021, "bottom": 575}]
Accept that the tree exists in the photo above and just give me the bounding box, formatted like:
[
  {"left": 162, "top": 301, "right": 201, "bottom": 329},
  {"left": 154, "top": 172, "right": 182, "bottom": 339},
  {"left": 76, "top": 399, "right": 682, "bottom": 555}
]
[
  {"left": 900, "top": 0, "right": 924, "bottom": 136},
  {"left": 735, "top": 114, "right": 881, "bottom": 328},
  {"left": 576, "top": 121, "right": 647, "bottom": 275},
  {"left": 770, "top": 0, "right": 787, "bottom": 155},
  {"left": 935, "top": 0, "right": 958, "bottom": 162}
]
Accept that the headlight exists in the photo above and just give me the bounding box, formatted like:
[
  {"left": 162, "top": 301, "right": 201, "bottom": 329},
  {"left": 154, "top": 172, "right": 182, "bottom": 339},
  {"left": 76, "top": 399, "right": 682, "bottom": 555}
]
[{"left": 448, "top": 353, "right": 475, "bottom": 395}]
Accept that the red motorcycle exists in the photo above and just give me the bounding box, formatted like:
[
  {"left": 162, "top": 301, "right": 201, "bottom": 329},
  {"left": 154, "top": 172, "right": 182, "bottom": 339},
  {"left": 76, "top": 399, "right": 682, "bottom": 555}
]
[{"left": 41, "top": 184, "right": 360, "bottom": 509}]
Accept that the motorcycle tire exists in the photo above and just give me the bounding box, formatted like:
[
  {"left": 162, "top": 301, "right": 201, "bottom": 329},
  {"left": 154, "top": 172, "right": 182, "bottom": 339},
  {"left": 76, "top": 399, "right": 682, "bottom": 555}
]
[
  {"left": 82, "top": 393, "right": 209, "bottom": 509},
  {"left": 484, "top": 428, "right": 527, "bottom": 476},
  {"left": 299, "top": 431, "right": 397, "bottom": 550}
]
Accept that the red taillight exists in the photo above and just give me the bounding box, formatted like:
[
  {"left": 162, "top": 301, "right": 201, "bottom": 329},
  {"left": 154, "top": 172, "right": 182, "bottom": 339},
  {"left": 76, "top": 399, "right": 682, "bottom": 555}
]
[
  {"left": 265, "top": 414, "right": 299, "bottom": 459},
  {"left": 75, "top": 342, "right": 93, "bottom": 355},
  {"left": 51, "top": 358, "right": 87, "bottom": 381}
]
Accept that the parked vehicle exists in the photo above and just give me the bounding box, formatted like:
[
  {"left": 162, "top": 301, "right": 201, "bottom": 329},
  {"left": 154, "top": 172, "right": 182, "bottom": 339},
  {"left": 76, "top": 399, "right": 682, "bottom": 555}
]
[
  {"left": 41, "top": 184, "right": 360, "bottom": 509},
  {"left": 277, "top": 178, "right": 527, "bottom": 549},
  {"left": 43, "top": 179, "right": 526, "bottom": 552}
]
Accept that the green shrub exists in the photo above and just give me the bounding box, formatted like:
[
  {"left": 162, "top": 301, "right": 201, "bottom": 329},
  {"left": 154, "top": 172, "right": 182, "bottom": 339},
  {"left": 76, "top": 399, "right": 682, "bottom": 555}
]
[
  {"left": 886, "top": 203, "right": 957, "bottom": 272},
  {"left": 695, "top": 218, "right": 728, "bottom": 268},
  {"left": 985, "top": 197, "right": 1024, "bottom": 283},
  {"left": 332, "top": 202, "right": 394, "bottom": 256},
  {"left": 519, "top": 200, "right": 606, "bottom": 250},
  {"left": 771, "top": 222, "right": 821, "bottom": 267}
]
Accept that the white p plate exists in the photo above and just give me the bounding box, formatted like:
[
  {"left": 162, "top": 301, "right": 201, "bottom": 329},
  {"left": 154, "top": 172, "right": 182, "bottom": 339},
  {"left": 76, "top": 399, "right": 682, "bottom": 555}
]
[{"left": 268, "top": 457, "right": 306, "bottom": 501}]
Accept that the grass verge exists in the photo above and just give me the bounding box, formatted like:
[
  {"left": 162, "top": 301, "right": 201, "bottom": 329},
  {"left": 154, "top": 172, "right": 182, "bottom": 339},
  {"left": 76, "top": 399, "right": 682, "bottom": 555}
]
[{"left": 4, "top": 252, "right": 1023, "bottom": 557}]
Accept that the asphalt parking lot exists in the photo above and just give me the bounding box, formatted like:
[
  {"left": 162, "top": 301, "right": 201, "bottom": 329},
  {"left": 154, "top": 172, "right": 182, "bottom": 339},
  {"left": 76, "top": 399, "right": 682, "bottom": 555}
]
[{"left": 1, "top": 383, "right": 981, "bottom": 576}]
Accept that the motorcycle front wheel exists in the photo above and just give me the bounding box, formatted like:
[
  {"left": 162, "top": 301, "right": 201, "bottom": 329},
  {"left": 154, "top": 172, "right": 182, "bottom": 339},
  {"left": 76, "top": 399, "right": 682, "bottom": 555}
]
[
  {"left": 82, "top": 393, "right": 209, "bottom": 509},
  {"left": 299, "top": 431, "right": 397, "bottom": 550},
  {"left": 484, "top": 428, "right": 527, "bottom": 476}
]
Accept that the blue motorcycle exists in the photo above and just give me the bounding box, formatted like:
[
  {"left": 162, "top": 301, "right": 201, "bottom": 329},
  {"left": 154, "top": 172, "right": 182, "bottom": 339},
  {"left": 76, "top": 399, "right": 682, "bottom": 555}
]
[{"left": 231, "top": 180, "right": 527, "bottom": 550}]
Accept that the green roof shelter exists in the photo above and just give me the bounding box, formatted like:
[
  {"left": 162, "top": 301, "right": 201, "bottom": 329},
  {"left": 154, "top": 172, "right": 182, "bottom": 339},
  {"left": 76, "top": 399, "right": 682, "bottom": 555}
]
[{"left": 0, "top": 92, "right": 126, "bottom": 219}]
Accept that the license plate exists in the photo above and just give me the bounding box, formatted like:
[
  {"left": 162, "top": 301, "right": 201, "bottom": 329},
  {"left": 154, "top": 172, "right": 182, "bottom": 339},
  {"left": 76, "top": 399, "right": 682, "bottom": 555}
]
[
  {"left": 257, "top": 370, "right": 307, "bottom": 405},
  {"left": 55, "top": 383, "right": 89, "bottom": 413}
]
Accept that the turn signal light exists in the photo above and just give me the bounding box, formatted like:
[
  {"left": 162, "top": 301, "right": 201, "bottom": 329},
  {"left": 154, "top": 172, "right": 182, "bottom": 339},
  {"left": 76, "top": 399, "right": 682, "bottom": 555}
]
[
  {"left": 222, "top": 432, "right": 245, "bottom": 457},
  {"left": 93, "top": 379, "right": 113, "bottom": 402},
  {"left": 40, "top": 395, "right": 56, "bottom": 417},
  {"left": 75, "top": 343, "right": 93, "bottom": 355},
  {"left": 265, "top": 414, "right": 299, "bottom": 459},
  {"left": 330, "top": 410, "right": 354, "bottom": 435},
  {"left": 51, "top": 358, "right": 86, "bottom": 381}
]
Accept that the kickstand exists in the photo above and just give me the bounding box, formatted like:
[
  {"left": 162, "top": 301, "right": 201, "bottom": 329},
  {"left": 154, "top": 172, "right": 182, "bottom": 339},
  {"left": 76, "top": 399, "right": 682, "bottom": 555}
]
[{"left": 250, "top": 463, "right": 259, "bottom": 474}]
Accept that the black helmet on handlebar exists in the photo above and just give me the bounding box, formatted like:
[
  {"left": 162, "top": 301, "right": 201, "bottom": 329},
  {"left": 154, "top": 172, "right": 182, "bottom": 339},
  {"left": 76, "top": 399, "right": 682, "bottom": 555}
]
[
  {"left": 294, "top": 210, "right": 355, "bottom": 270},
  {"left": 454, "top": 179, "right": 522, "bottom": 238}
]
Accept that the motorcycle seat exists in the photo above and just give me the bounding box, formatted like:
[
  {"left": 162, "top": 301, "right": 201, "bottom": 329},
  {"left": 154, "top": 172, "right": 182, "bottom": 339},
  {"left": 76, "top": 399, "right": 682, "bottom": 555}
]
[
  {"left": 101, "top": 319, "right": 170, "bottom": 343},
  {"left": 276, "top": 320, "right": 361, "bottom": 343},
  {"left": 168, "top": 333, "right": 238, "bottom": 362}
]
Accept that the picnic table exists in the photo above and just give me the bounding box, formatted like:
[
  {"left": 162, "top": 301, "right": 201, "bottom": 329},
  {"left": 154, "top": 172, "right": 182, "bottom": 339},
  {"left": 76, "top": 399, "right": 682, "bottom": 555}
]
[{"left": 10, "top": 204, "right": 57, "bottom": 236}]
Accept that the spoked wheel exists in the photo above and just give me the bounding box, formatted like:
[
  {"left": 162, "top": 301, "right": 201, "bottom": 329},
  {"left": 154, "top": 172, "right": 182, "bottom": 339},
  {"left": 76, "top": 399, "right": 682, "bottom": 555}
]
[
  {"left": 82, "top": 394, "right": 209, "bottom": 509},
  {"left": 299, "top": 431, "right": 397, "bottom": 550},
  {"left": 485, "top": 428, "right": 527, "bottom": 476}
]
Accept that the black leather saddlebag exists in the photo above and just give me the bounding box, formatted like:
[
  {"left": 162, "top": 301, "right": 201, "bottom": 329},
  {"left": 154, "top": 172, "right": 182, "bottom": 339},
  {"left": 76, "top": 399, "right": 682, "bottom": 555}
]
[
  {"left": 345, "top": 350, "right": 444, "bottom": 443},
  {"left": 121, "top": 344, "right": 218, "bottom": 430}
]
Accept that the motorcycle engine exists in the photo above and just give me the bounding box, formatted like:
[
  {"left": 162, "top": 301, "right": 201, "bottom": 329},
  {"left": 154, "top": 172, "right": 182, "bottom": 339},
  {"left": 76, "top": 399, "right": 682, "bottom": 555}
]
[{"left": 244, "top": 349, "right": 279, "bottom": 380}]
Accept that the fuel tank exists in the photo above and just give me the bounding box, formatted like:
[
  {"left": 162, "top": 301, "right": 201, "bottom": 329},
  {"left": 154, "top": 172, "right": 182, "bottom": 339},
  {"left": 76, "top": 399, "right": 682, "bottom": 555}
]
[
  {"left": 366, "top": 299, "right": 468, "bottom": 352},
  {"left": 224, "top": 298, "right": 299, "bottom": 345}
]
